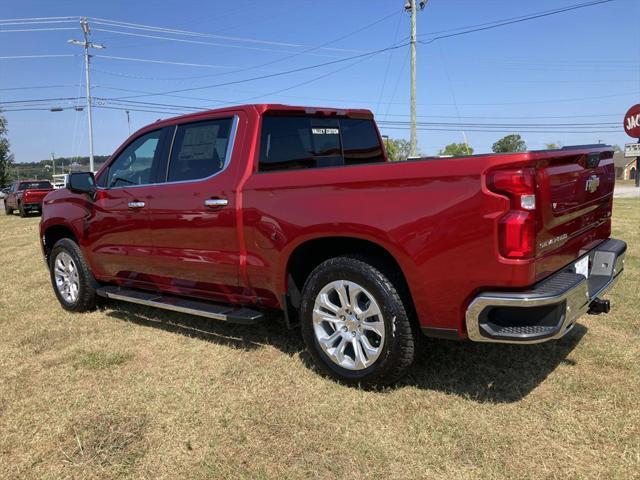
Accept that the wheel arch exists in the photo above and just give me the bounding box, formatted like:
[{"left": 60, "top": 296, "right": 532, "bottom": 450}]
[
  {"left": 283, "top": 235, "right": 416, "bottom": 319},
  {"left": 42, "top": 223, "right": 79, "bottom": 262}
]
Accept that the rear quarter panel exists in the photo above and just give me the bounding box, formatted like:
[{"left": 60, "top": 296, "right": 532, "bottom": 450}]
[{"left": 242, "top": 155, "right": 539, "bottom": 335}]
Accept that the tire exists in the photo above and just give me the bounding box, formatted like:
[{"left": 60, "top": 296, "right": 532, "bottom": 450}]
[
  {"left": 18, "top": 202, "right": 27, "bottom": 218},
  {"left": 49, "top": 238, "right": 98, "bottom": 312},
  {"left": 300, "top": 256, "right": 416, "bottom": 387},
  {"left": 4, "top": 202, "right": 12, "bottom": 215}
]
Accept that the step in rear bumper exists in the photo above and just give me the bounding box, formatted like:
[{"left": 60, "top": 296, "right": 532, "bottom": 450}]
[{"left": 465, "top": 238, "right": 627, "bottom": 344}]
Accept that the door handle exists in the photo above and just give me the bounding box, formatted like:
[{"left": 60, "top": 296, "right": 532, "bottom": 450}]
[
  {"left": 204, "top": 198, "right": 228, "bottom": 208},
  {"left": 127, "top": 201, "right": 145, "bottom": 209}
]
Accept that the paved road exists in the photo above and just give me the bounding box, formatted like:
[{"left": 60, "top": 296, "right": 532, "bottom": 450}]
[{"left": 614, "top": 184, "right": 640, "bottom": 199}]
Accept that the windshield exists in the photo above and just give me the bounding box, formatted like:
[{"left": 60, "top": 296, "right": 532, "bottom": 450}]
[{"left": 18, "top": 181, "right": 53, "bottom": 190}]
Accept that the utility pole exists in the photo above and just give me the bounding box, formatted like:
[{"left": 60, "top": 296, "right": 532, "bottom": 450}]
[
  {"left": 51, "top": 152, "right": 55, "bottom": 177},
  {"left": 69, "top": 18, "right": 105, "bottom": 173},
  {"left": 125, "top": 110, "right": 131, "bottom": 136},
  {"left": 405, "top": 0, "right": 427, "bottom": 157}
]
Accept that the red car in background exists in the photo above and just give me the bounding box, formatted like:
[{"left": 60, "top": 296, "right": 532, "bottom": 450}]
[
  {"left": 5, "top": 180, "right": 54, "bottom": 217},
  {"left": 39, "top": 104, "right": 626, "bottom": 385}
]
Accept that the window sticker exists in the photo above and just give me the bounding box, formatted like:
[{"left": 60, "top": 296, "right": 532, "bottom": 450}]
[
  {"left": 311, "top": 127, "right": 340, "bottom": 135},
  {"left": 179, "top": 125, "right": 219, "bottom": 161}
]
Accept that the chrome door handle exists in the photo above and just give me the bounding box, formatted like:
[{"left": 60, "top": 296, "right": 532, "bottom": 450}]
[
  {"left": 127, "top": 201, "right": 145, "bottom": 209},
  {"left": 204, "top": 198, "right": 228, "bottom": 208}
]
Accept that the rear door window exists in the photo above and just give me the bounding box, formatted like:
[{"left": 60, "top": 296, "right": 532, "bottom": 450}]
[
  {"left": 166, "top": 118, "right": 234, "bottom": 183},
  {"left": 259, "top": 115, "right": 384, "bottom": 172}
]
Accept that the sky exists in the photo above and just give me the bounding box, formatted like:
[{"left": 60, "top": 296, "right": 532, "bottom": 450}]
[{"left": 1, "top": 0, "right": 639, "bottom": 163}]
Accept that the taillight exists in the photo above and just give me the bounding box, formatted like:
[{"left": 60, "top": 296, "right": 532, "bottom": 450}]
[{"left": 488, "top": 168, "right": 537, "bottom": 259}]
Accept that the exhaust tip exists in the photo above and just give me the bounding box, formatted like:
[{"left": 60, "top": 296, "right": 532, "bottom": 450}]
[{"left": 588, "top": 297, "right": 610, "bottom": 315}]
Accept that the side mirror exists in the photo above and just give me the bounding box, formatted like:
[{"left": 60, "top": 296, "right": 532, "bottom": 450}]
[{"left": 68, "top": 172, "right": 96, "bottom": 197}]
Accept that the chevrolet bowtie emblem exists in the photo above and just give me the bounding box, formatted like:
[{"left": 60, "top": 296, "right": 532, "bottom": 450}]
[{"left": 585, "top": 175, "right": 600, "bottom": 194}]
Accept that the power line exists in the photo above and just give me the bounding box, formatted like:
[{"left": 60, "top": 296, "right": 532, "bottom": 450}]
[
  {"left": 106, "top": 41, "right": 410, "bottom": 101},
  {"left": 91, "top": 10, "right": 402, "bottom": 83},
  {"left": 0, "top": 27, "right": 77, "bottom": 33},
  {"left": 96, "top": 54, "right": 234, "bottom": 69},
  {"left": 88, "top": 16, "right": 364, "bottom": 53},
  {"left": 0, "top": 16, "right": 79, "bottom": 24},
  {"left": 418, "top": 0, "right": 616, "bottom": 45},
  {"left": 0, "top": 54, "right": 76, "bottom": 59},
  {"left": 92, "top": 27, "right": 354, "bottom": 59}
]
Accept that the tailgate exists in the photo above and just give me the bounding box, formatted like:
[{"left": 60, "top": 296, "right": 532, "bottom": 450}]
[
  {"left": 534, "top": 146, "right": 614, "bottom": 276},
  {"left": 23, "top": 189, "right": 53, "bottom": 204}
]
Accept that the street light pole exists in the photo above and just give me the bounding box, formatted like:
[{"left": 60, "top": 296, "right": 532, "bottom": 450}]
[
  {"left": 51, "top": 152, "right": 55, "bottom": 177},
  {"left": 69, "top": 18, "right": 105, "bottom": 173}
]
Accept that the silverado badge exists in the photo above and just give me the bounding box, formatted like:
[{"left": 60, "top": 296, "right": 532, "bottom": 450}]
[{"left": 585, "top": 175, "right": 600, "bottom": 194}]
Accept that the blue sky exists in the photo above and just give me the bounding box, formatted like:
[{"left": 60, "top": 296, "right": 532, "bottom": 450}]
[{"left": 1, "top": 0, "right": 639, "bottom": 162}]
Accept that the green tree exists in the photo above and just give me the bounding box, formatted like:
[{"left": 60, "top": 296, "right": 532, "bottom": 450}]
[
  {"left": 439, "top": 142, "right": 473, "bottom": 156},
  {"left": 492, "top": 134, "right": 527, "bottom": 153},
  {"left": 0, "top": 113, "right": 14, "bottom": 188},
  {"left": 385, "top": 138, "right": 412, "bottom": 162}
]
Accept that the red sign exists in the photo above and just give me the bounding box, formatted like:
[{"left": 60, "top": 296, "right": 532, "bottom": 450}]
[{"left": 624, "top": 104, "right": 640, "bottom": 138}]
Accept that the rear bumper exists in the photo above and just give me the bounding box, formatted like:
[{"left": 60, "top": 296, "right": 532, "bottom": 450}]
[
  {"left": 23, "top": 203, "right": 43, "bottom": 211},
  {"left": 465, "top": 238, "right": 626, "bottom": 344}
]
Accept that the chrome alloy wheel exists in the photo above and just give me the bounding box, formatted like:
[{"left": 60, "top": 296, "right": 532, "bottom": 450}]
[
  {"left": 312, "top": 280, "right": 385, "bottom": 371},
  {"left": 54, "top": 251, "right": 80, "bottom": 304}
]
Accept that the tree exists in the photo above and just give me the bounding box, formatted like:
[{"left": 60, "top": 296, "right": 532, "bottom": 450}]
[
  {"left": 0, "top": 113, "right": 14, "bottom": 188},
  {"left": 492, "top": 134, "right": 527, "bottom": 153},
  {"left": 439, "top": 142, "right": 473, "bottom": 156},
  {"left": 385, "top": 138, "right": 412, "bottom": 162},
  {"left": 545, "top": 142, "right": 563, "bottom": 150}
]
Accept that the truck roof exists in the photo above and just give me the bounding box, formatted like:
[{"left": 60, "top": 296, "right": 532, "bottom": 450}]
[{"left": 143, "top": 104, "right": 374, "bottom": 132}]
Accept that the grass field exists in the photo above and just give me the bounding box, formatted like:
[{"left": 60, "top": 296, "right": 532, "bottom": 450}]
[{"left": 0, "top": 199, "right": 638, "bottom": 479}]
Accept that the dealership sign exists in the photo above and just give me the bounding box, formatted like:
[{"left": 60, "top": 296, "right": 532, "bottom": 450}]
[
  {"left": 624, "top": 104, "right": 640, "bottom": 138},
  {"left": 625, "top": 143, "right": 640, "bottom": 158}
]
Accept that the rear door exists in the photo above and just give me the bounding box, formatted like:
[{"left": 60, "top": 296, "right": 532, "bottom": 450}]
[
  {"left": 88, "top": 128, "right": 166, "bottom": 285},
  {"left": 145, "top": 114, "right": 246, "bottom": 303}
]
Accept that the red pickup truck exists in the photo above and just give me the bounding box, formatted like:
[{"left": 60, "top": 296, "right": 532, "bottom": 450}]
[
  {"left": 5, "top": 180, "right": 54, "bottom": 217},
  {"left": 40, "top": 104, "right": 626, "bottom": 385}
]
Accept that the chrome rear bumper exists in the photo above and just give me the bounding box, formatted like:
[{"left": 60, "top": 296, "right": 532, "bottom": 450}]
[{"left": 465, "top": 239, "right": 626, "bottom": 344}]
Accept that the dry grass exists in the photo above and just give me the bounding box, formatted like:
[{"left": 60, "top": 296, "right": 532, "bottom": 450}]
[{"left": 0, "top": 200, "right": 638, "bottom": 479}]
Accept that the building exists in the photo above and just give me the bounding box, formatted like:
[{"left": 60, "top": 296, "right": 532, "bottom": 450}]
[{"left": 613, "top": 152, "right": 637, "bottom": 180}]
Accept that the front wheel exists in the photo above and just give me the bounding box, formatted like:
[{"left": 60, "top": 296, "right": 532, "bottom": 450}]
[
  {"left": 300, "top": 256, "right": 416, "bottom": 387},
  {"left": 49, "top": 238, "right": 98, "bottom": 312},
  {"left": 4, "top": 203, "right": 12, "bottom": 215}
]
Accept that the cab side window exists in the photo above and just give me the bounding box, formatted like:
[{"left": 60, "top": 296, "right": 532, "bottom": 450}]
[{"left": 106, "top": 130, "right": 162, "bottom": 188}]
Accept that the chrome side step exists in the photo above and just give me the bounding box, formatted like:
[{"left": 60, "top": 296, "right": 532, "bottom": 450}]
[{"left": 96, "top": 286, "right": 263, "bottom": 325}]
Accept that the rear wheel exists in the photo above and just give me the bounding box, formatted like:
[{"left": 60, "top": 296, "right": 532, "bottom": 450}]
[
  {"left": 300, "top": 256, "right": 416, "bottom": 387},
  {"left": 4, "top": 202, "right": 12, "bottom": 215},
  {"left": 49, "top": 238, "right": 98, "bottom": 312}
]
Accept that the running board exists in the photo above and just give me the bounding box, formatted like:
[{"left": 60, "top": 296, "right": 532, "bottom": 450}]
[{"left": 96, "top": 286, "right": 263, "bottom": 325}]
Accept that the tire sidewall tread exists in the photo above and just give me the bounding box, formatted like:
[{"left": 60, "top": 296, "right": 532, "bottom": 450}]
[
  {"left": 300, "top": 255, "right": 415, "bottom": 387},
  {"left": 49, "top": 238, "right": 98, "bottom": 312}
]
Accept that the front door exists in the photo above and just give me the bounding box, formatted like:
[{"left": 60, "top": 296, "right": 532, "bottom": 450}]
[
  {"left": 146, "top": 115, "right": 246, "bottom": 303},
  {"left": 88, "top": 128, "right": 164, "bottom": 286}
]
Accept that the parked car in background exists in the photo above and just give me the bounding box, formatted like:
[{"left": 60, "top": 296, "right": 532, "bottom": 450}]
[
  {"left": 0, "top": 187, "right": 9, "bottom": 200},
  {"left": 4, "top": 180, "right": 54, "bottom": 217},
  {"left": 39, "top": 104, "right": 626, "bottom": 386}
]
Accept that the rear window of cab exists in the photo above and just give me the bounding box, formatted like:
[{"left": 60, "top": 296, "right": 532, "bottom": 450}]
[
  {"left": 19, "top": 181, "right": 52, "bottom": 190},
  {"left": 259, "top": 115, "right": 385, "bottom": 172}
]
